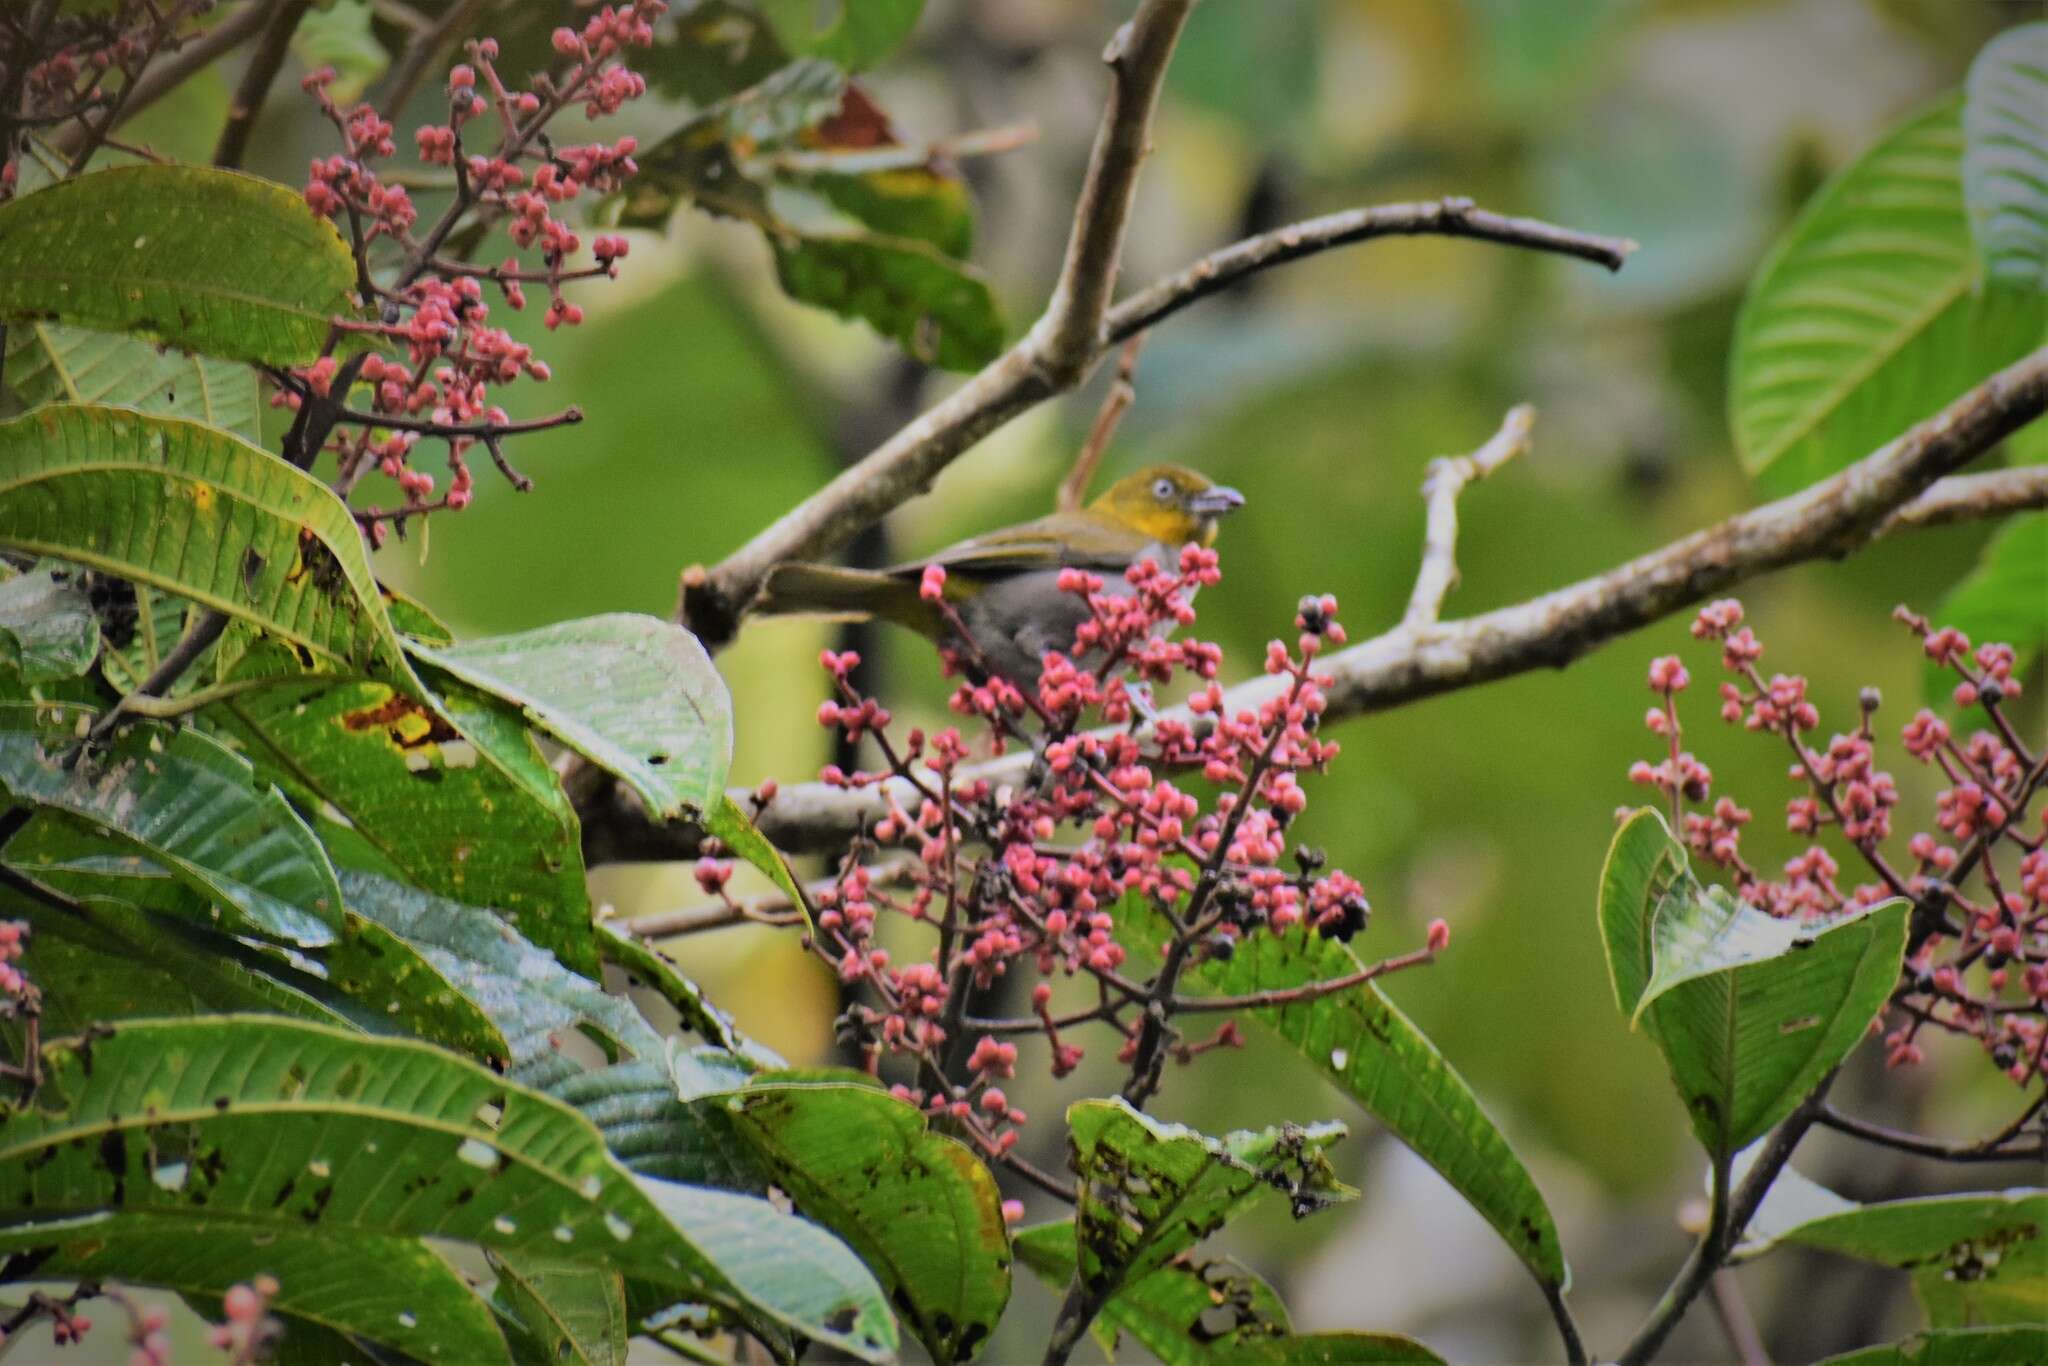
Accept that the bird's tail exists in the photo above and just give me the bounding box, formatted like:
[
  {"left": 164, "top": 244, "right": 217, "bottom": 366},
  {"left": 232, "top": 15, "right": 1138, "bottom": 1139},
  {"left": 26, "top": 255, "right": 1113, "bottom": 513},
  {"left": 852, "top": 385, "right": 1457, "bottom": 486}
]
[{"left": 753, "top": 563, "right": 941, "bottom": 637}]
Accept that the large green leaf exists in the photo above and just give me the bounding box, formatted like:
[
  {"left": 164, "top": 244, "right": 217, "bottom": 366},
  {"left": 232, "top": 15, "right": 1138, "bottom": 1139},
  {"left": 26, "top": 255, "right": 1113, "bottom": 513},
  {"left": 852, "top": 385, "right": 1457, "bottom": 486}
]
[
  {"left": 710, "top": 1079, "right": 1011, "bottom": 1363},
  {"left": 0, "top": 165, "right": 356, "bottom": 367},
  {"left": 1964, "top": 22, "right": 2048, "bottom": 289},
  {"left": 489, "top": 1249, "right": 628, "bottom": 1366},
  {"left": 1926, "top": 512, "right": 2046, "bottom": 705},
  {"left": 757, "top": 0, "right": 925, "bottom": 69},
  {"left": 206, "top": 656, "right": 597, "bottom": 976},
  {"left": 1119, "top": 898, "right": 1569, "bottom": 1292},
  {"left": 0, "top": 1214, "right": 506, "bottom": 1363},
  {"left": 1817, "top": 1326, "right": 2048, "bottom": 1365},
  {"left": 1015, "top": 1221, "right": 1443, "bottom": 1365},
  {"left": 0, "top": 404, "right": 409, "bottom": 680},
  {"left": 1599, "top": 810, "right": 1909, "bottom": 1158},
  {"left": 4, "top": 815, "right": 504, "bottom": 1057},
  {"left": 1067, "top": 1099, "right": 1354, "bottom": 1302},
  {"left": 1743, "top": 1185, "right": 2046, "bottom": 1329},
  {"left": 0, "top": 1015, "right": 897, "bottom": 1360},
  {"left": 0, "top": 562, "right": 98, "bottom": 684},
  {"left": 410, "top": 613, "right": 733, "bottom": 823},
  {"left": 339, "top": 869, "right": 659, "bottom": 1088},
  {"left": 3, "top": 322, "right": 260, "bottom": 441},
  {"left": 0, "top": 701, "right": 342, "bottom": 946},
  {"left": 1730, "top": 97, "right": 2046, "bottom": 492}
]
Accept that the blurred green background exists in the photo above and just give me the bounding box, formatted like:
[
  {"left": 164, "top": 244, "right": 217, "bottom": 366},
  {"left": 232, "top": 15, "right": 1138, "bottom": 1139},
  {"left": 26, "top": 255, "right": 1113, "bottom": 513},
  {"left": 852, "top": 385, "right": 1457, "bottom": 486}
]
[{"left": 123, "top": 0, "right": 2043, "bottom": 1360}]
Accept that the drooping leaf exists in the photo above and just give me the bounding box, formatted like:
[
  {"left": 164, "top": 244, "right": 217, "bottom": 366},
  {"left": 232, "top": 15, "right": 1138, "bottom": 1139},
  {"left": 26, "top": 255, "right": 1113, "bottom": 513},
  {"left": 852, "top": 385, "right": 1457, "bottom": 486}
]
[
  {"left": 1014, "top": 1222, "right": 1440, "bottom": 1364},
  {"left": 0, "top": 701, "right": 342, "bottom": 946},
  {"left": 1066, "top": 1098, "right": 1354, "bottom": 1307},
  {"left": 771, "top": 231, "right": 1003, "bottom": 371},
  {"left": 1117, "top": 896, "right": 1570, "bottom": 1292},
  {"left": 0, "top": 404, "right": 411, "bottom": 680},
  {"left": 1815, "top": 1326, "right": 2048, "bottom": 1365},
  {"left": 0, "top": 165, "right": 357, "bottom": 366},
  {"left": 1730, "top": 97, "right": 2047, "bottom": 492},
  {"left": 1926, "top": 513, "right": 2046, "bottom": 706},
  {"left": 1599, "top": 809, "right": 1909, "bottom": 1158},
  {"left": 206, "top": 652, "right": 597, "bottom": 976},
  {"left": 6, "top": 815, "right": 504, "bottom": 1058},
  {"left": 489, "top": 1249, "right": 628, "bottom": 1366},
  {"left": 409, "top": 613, "right": 733, "bottom": 823},
  {"left": 1741, "top": 1183, "right": 2046, "bottom": 1330},
  {"left": 0, "top": 562, "right": 98, "bottom": 683},
  {"left": 3, "top": 322, "right": 260, "bottom": 441},
  {"left": 0, "top": 1214, "right": 507, "bottom": 1363},
  {"left": 704, "top": 791, "right": 812, "bottom": 933},
  {"left": 757, "top": 0, "right": 926, "bottom": 70},
  {"left": 1963, "top": 22, "right": 2048, "bottom": 289},
  {"left": 710, "top": 1080, "right": 1011, "bottom": 1363},
  {"left": 0, "top": 1015, "right": 897, "bottom": 1360}
]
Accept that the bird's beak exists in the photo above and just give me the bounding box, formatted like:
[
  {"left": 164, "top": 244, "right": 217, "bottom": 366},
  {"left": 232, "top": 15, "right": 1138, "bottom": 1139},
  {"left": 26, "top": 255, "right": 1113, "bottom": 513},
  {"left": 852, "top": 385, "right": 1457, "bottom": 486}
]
[{"left": 1186, "top": 486, "right": 1245, "bottom": 517}]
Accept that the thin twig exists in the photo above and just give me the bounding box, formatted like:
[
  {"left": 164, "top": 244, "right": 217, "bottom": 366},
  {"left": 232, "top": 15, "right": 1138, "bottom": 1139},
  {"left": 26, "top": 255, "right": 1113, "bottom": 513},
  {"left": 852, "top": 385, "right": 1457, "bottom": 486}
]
[
  {"left": 78, "top": 609, "right": 229, "bottom": 750},
  {"left": 1873, "top": 464, "right": 2048, "bottom": 534},
  {"left": 1814, "top": 1099, "right": 2046, "bottom": 1163},
  {"left": 377, "top": 0, "right": 491, "bottom": 120},
  {"left": 211, "top": 0, "right": 312, "bottom": 170},
  {"left": 1708, "top": 1270, "right": 1771, "bottom": 1366},
  {"left": 1402, "top": 403, "right": 1536, "bottom": 629},
  {"left": 1167, "top": 943, "right": 1438, "bottom": 1013},
  {"left": 1058, "top": 333, "right": 1146, "bottom": 511}
]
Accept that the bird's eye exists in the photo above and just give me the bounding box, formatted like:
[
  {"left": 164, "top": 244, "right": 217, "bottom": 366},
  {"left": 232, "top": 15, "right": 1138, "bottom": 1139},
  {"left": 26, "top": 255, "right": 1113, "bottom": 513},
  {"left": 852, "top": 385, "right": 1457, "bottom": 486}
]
[{"left": 1152, "top": 477, "right": 1176, "bottom": 501}]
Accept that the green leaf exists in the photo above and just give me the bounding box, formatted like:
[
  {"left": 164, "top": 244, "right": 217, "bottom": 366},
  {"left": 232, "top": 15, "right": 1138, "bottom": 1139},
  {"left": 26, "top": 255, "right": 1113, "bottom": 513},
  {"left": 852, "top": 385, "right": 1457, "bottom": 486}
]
[
  {"left": 643, "top": 1, "right": 792, "bottom": 103},
  {"left": 1963, "top": 22, "right": 2048, "bottom": 289},
  {"left": 339, "top": 869, "right": 660, "bottom": 1088},
  {"left": 0, "top": 165, "right": 357, "bottom": 367},
  {"left": 489, "top": 1250, "right": 628, "bottom": 1366},
  {"left": 712, "top": 1080, "right": 1010, "bottom": 1363},
  {"left": 291, "top": 0, "right": 390, "bottom": 105},
  {"left": 0, "top": 404, "right": 411, "bottom": 681},
  {"left": 599, "top": 923, "right": 784, "bottom": 1069},
  {"left": 0, "top": 1015, "right": 897, "bottom": 1360},
  {"left": 0, "top": 702, "right": 342, "bottom": 946},
  {"left": 206, "top": 657, "right": 597, "bottom": 977},
  {"left": 98, "top": 584, "right": 209, "bottom": 697},
  {"left": 409, "top": 613, "right": 733, "bottom": 823},
  {"left": 1730, "top": 96, "right": 2048, "bottom": 492},
  {"left": 3, "top": 322, "right": 260, "bottom": 441},
  {"left": 1742, "top": 1183, "right": 2046, "bottom": 1329},
  {"left": 705, "top": 792, "right": 812, "bottom": 933},
  {"left": 0, "top": 562, "right": 98, "bottom": 683},
  {"left": 1015, "top": 1221, "right": 1440, "bottom": 1364},
  {"left": 757, "top": 0, "right": 926, "bottom": 70},
  {"left": 5, "top": 815, "right": 505, "bottom": 1057},
  {"left": 548, "top": 1059, "right": 761, "bottom": 1191},
  {"left": 1926, "top": 513, "right": 2046, "bottom": 706},
  {"left": 1816, "top": 1326, "right": 2048, "bottom": 1366},
  {"left": 0, "top": 1214, "right": 507, "bottom": 1363},
  {"left": 1119, "top": 897, "right": 1569, "bottom": 1292},
  {"left": 1067, "top": 1099, "right": 1353, "bottom": 1306},
  {"left": 772, "top": 231, "right": 1004, "bottom": 371},
  {"left": 803, "top": 167, "right": 973, "bottom": 259},
  {"left": 1599, "top": 809, "right": 1909, "bottom": 1158}
]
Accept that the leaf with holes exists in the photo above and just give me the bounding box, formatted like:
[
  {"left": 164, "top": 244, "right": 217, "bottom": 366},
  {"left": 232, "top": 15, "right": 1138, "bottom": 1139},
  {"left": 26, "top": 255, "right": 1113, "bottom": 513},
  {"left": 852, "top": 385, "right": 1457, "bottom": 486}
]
[
  {"left": 1599, "top": 809, "right": 1908, "bottom": 1159},
  {"left": 0, "top": 702, "right": 342, "bottom": 946},
  {"left": 1817, "top": 1326, "right": 2048, "bottom": 1365},
  {"left": 1964, "top": 22, "right": 2048, "bottom": 289},
  {"left": 1730, "top": 96, "right": 2046, "bottom": 492},
  {"left": 0, "top": 562, "right": 98, "bottom": 683},
  {"left": 409, "top": 613, "right": 733, "bottom": 823},
  {"left": 0, "top": 1015, "right": 897, "bottom": 1360},
  {"left": 0, "top": 404, "right": 411, "bottom": 681},
  {"left": 710, "top": 1080, "right": 1011, "bottom": 1363},
  {"left": 4, "top": 322, "right": 259, "bottom": 441},
  {"left": 1117, "top": 894, "right": 1570, "bottom": 1293},
  {"left": 0, "top": 1215, "right": 506, "bottom": 1363},
  {"left": 0, "top": 165, "right": 356, "bottom": 366}
]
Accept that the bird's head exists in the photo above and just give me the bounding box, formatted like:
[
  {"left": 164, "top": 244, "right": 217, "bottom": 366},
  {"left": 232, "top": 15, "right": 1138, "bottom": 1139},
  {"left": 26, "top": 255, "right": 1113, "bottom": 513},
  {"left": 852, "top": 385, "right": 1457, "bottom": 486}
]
[{"left": 1090, "top": 464, "right": 1245, "bottom": 549}]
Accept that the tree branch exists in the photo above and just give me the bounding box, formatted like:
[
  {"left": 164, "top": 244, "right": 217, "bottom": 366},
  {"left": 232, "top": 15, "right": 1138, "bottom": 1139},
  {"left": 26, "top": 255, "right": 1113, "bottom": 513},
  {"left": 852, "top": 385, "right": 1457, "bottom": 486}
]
[
  {"left": 1105, "top": 198, "right": 1635, "bottom": 345},
  {"left": 212, "top": 0, "right": 312, "bottom": 170},
  {"left": 1403, "top": 403, "right": 1535, "bottom": 629},
  {"left": 1058, "top": 333, "right": 1145, "bottom": 511},
  {"left": 1814, "top": 1098, "right": 2046, "bottom": 1163}
]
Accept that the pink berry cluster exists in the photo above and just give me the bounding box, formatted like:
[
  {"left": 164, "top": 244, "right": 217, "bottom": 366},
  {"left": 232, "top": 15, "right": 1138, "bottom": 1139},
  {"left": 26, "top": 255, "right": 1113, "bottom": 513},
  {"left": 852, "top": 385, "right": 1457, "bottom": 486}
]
[
  {"left": 284, "top": 2, "right": 662, "bottom": 539},
  {"left": 0, "top": 919, "right": 27, "bottom": 1002},
  {"left": 742, "top": 547, "right": 1444, "bottom": 1173},
  {"left": 0, "top": 1, "right": 214, "bottom": 201},
  {"left": 1628, "top": 598, "right": 2045, "bottom": 1086}
]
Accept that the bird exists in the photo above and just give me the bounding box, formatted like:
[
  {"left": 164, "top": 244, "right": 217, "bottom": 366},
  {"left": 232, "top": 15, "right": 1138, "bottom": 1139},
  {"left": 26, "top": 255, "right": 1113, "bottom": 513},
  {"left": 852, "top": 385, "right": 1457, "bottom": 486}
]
[{"left": 753, "top": 464, "right": 1245, "bottom": 687}]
